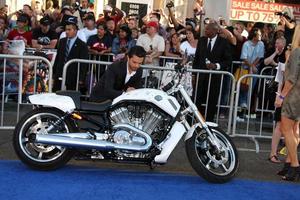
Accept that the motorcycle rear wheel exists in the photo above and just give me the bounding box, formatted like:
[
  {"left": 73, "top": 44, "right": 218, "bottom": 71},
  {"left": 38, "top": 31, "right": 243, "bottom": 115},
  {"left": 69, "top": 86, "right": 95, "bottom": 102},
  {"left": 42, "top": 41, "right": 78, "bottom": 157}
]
[
  {"left": 185, "top": 126, "right": 239, "bottom": 183},
  {"left": 13, "top": 107, "right": 75, "bottom": 170}
]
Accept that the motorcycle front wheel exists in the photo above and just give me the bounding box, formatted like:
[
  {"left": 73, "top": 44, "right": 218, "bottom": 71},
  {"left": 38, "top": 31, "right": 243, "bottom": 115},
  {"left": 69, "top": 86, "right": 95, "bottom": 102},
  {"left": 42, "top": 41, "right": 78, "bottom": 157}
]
[
  {"left": 185, "top": 126, "right": 239, "bottom": 183},
  {"left": 13, "top": 107, "right": 76, "bottom": 170}
]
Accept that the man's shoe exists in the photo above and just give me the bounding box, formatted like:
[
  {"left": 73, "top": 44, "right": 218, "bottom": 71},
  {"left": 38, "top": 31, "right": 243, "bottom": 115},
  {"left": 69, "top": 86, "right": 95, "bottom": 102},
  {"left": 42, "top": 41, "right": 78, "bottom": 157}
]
[
  {"left": 245, "top": 113, "right": 256, "bottom": 119},
  {"left": 219, "top": 113, "right": 225, "bottom": 119},
  {"left": 240, "top": 103, "right": 248, "bottom": 109},
  {"left": 236, "top": 116, "right": 244, "bottom": 122}
]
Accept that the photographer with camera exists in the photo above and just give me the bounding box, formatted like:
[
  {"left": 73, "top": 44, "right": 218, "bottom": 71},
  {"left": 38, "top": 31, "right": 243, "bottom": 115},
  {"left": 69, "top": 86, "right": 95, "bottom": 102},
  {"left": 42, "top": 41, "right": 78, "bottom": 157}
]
[
  {"left": 96, "top": 4, "right": 124, "bottom": 27},
  {"left": 165, "top": 1, "right": 184, "bottom": 32},
  {"left": 166, "top": 2, "right": 199, "bottom": 37},
  {"left": 73, "top": 0, "right": 93, "bottom": 22},
  {"left": 276, "top": 8, "right": 295, "bottom": 45},
  {"left": 80, "top": 0, "right": 92, "bottom": 14}
]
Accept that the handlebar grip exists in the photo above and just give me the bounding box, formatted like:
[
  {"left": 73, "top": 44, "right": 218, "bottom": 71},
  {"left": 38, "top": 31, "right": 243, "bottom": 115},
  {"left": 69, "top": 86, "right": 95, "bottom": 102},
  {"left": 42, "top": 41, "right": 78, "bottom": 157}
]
[
  {"left": 162, "top": 81, "right": 174, "bottom": 92},
  {"left": 174, "top": 63, "right": 182, "bottom": 72}
]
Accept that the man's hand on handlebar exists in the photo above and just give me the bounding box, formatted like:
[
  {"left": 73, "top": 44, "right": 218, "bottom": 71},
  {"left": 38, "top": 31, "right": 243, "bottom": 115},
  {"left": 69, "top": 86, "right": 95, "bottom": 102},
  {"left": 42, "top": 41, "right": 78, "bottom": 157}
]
[{"left": 126, "top": 87, "right": 135, "bottom": 92}]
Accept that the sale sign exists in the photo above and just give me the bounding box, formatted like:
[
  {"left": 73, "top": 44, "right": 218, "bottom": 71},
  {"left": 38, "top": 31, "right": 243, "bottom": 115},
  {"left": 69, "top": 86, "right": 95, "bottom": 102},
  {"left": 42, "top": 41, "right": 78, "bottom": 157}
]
[{"left": 230, "top": 0, "right": 300, "bottom": 24}]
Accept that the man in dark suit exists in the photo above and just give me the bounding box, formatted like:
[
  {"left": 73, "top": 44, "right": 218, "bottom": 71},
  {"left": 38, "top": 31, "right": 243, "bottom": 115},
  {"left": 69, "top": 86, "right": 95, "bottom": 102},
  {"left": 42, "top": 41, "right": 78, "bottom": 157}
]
[
  {"left": 90, "top": 46, "right": 146, "bottom": 102},
  {"left": 193, "top": 23, "right": 232, "bottom": 122},
  {"left": 52, "top": 16, "right": 89, "bottom": 92}
]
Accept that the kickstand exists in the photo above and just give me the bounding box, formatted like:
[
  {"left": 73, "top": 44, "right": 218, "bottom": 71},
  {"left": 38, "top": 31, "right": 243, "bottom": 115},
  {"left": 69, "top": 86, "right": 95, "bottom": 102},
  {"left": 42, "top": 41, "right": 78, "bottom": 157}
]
[{"left": 149, "top": 160, "right": 157, "bottom": 170}]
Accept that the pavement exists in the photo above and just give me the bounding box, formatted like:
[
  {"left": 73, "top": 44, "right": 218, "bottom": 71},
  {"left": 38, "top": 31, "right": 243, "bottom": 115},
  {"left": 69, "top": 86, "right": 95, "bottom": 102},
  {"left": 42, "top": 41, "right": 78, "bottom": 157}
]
[{"left": 0, "top": 128, "right": 299, "bottom": 184}]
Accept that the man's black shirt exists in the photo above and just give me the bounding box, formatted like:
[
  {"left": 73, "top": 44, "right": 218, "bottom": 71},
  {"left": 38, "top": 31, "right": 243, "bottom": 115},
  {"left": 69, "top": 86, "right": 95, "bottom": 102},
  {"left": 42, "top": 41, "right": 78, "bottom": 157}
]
[{"left": 32, "top": 28, "right": 58, "bottom": 45}]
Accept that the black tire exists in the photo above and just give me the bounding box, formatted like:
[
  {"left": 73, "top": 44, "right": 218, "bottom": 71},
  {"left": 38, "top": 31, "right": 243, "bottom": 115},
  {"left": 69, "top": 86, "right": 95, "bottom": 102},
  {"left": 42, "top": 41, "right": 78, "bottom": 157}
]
[
  {"left": 185, "top": 126, "right": 239, "bottom": 183},
  {"left": 13, "top": 107, "right": 76, "bottom": 170}
]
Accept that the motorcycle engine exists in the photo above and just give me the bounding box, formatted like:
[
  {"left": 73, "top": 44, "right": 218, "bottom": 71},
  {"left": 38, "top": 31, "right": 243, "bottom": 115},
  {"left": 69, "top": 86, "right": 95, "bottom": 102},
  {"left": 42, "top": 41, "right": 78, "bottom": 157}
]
[{"left": 110, "top": 102, "right": 173, "bottom": 147}]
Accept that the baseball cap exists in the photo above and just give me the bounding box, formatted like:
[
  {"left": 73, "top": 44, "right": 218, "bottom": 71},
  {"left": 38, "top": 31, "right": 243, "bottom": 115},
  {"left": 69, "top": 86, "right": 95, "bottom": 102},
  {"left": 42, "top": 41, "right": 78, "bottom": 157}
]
[
  {"left": 147, "top": 21, "right": 158, "bottom": 29},
  {"left": 186, "top": 20, "right": 196, "bottom": 30},
  {"left": 61, "top": 5, "right": 71, "bottom": 14},
  {"left": 103, "top": 5, "right": 113, "bottom": 12},
  {"left": 40, "top": 16, "right": 51, "bottom": 26},
  {"left": 119, "top": 24, "right": 131, "bottom": 35},
  {"left": 65, "top": 16, "right": 78, "bottom": 26},
  {"left": 17, "top": 14, "right": 28, "bottom": 23},
  {"left": 83, "top": 13, "right": 95, "bottom": 21}
]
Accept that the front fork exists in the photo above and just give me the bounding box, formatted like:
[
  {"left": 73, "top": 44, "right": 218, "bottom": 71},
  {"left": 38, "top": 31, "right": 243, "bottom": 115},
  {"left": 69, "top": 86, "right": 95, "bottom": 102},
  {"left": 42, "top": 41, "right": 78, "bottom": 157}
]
[{"left": 178, "top": 86, "right": 223, "bottom": 153}]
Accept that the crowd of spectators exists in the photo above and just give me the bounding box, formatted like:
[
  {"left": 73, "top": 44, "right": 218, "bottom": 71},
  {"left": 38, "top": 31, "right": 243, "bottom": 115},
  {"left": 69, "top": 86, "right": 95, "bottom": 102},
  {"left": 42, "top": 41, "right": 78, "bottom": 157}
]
[{"left": 0, "top": 0, "right": 296, "bottom": 105}]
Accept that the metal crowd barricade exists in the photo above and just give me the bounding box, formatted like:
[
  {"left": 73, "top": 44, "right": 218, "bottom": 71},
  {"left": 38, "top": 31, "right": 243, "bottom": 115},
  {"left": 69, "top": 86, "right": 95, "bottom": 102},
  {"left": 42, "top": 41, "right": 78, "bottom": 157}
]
[
  {"left": 232, "top": 73, "right": 275, "bottom": 152},
  {"left": 0, "top": 54, "right": 53, "bottom": 129},
  {"left": 141, "top": 65, "right": 236, "bottom": 134},
  {"left": 260, "top": 66, "right": 274, "bottom": 75},
  {"left": 88, "top": 53, "right": 114, "bottom": 62},
  {"left": 62, "top": 59, "right": 235, "bottom": 135},
  {"left": 159, "top": 56, "right": 183, "bottom": 67},
  {"left": 256, "top": 66, "right": 276, "bottom": 114},
  {"left": 62, "top": 59, "right": 112, "bottom": 95},
  {"left": 231, "top": 61, "right": 243, "bottom": 74},
  {"left": 25, "top": 48, "right": 57, "bottom": 66},
  {"left": 25, "top": 48, "right": 57, "bottom": 54}
]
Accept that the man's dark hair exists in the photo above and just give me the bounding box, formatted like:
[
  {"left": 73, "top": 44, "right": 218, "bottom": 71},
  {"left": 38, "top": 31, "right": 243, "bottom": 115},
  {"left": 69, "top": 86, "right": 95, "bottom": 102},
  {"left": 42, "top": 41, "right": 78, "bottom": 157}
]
[
  {"left": 66, "top": 23, "right": 78, "bottom": 30},
  {"left": 253, "top": 22, "right": 264, "bottom": 31},
  {"left": 206, "top": 22, "right": 219, "bottom": 32},
  {"left": 23, "top": 4, "right": 32, "bottom": 11},
  {"left": 266, "top": 23, "right": 274, "bottom": 29},
  {"left": 106, "top": 17, "right": 114, "bottom": 23},
  {"left": 97, "top": 22, "right": 107, "bottom": 30},
  {"left": 128, "top": 15, "right": 139, "bottom": 21},
  {"left": 119, "top": 24, "right": 132, "bottom": 40},
  {"left": 128, "top": 45, "right": 146, "bottom": 58},
  {"left": 248, "top": 27, "right": 260, "bottom": 40}
]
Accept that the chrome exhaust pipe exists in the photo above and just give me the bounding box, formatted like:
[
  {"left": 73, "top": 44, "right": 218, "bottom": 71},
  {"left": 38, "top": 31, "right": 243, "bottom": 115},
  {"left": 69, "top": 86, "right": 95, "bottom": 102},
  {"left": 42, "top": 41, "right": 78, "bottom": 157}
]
[{"left": 30, "top": 124, "right": 152, "bottom": 152}]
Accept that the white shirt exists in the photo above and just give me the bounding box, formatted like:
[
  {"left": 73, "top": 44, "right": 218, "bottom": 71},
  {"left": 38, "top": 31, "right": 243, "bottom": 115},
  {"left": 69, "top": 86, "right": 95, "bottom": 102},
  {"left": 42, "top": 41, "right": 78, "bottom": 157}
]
[
  {"left": 136, "top": 33, "right": 165, "bottom": 53},
  {"left": 180, "top": 41, "right": 196, "bottom": 56},
  {"left": 241, "top": 29, "right": 249, "bottom": 38},
  {"left": 59, "top": 30, "right": 87, "bottom": 43},
  {"left": 207, "top": 35, "right": 218, "bottom": 51},
  {"left": 125, "top": 62, "right": 136, "bottom": 84},
  {"left": 206, "top": 35, "right": 221, "bottom": 70},
  {"left": 66, "top": 36, "right": 78, "bottom": 54},
  {"left": 136, "top": 33, "right": 165, "bottom": 66},
  {"left": 275, "top": 62, "right": 285, "bottom": 84},
  {"left": 80, "top": 28, "right": 97, "bottom": 41}
]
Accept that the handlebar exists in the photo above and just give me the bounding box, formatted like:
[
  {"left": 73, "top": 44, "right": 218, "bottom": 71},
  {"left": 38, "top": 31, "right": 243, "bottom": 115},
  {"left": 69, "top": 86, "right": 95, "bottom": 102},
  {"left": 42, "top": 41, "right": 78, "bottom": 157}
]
[
  {"left": 162, "top": 63, "right": 187, "bottom": 92},
  {"left": 162, "top": 81, "right": 175, "bottom": 92},
  {"left": 174, "top": 63, "right": 183, "bottom": 72}
]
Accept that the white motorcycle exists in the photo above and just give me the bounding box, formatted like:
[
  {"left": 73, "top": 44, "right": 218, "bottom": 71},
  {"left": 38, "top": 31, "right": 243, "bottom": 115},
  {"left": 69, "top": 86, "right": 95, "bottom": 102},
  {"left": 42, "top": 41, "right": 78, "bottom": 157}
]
[{"left": 13, "top": 65, "right": 239, "bottom": 183}]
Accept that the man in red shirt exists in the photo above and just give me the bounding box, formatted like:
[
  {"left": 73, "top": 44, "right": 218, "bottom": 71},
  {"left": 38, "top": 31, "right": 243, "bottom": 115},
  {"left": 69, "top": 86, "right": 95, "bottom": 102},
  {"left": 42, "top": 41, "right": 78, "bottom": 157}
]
[{"left": 7, "top": 14, "right": 32, "bottom": 47}]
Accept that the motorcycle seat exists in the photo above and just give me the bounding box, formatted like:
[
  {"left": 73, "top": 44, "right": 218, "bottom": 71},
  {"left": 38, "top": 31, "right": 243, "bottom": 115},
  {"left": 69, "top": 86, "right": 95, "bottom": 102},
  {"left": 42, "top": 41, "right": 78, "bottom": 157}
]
[
  {"left": 56, "top": 90, "right": 81, "bottom": 109},
  {"left": 80, "top": 100, "right": 112, "bottom": 112},
  {"left": 56, "top": 90, "right": 112, "bottom": 112}
]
